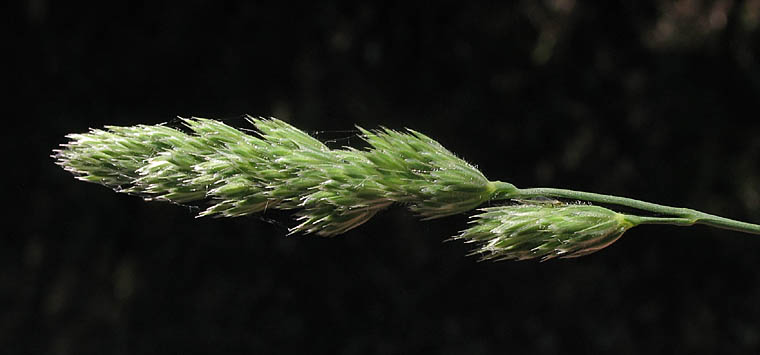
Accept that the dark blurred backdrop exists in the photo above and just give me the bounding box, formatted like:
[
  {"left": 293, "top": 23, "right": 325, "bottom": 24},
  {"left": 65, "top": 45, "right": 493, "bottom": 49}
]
[{"left": 8, "top": 0, "right": 760, "bottom": 354}]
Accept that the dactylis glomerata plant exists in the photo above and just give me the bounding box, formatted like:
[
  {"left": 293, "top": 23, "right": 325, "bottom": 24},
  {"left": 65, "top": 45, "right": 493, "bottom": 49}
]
[{"left": 54, "top": 116, "right": 760, "bottom": 261}]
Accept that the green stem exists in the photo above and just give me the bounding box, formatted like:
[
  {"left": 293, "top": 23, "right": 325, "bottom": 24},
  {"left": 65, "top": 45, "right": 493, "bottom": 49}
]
[
  {"left": 489, "top": 182, "right": 760, "bottom": 235},
  {"left": 624, "top": 215, "right": 695, "bottom": 227}
]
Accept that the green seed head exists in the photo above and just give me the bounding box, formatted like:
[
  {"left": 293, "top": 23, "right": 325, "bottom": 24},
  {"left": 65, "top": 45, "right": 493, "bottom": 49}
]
[
  {"left": 55, "top": 117, "right": 760, "bottom": 257},
  {"left": 456, "top": 202, "right": 635, "bottom": 261},
  {"left": 54, "top": 117, "right": 498, "bottom": 237}
]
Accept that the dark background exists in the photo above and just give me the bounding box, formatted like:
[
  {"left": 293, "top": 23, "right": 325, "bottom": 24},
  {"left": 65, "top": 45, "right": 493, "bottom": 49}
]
[{"left": 9, "top": 0, "right": 760, "bottom": 353}]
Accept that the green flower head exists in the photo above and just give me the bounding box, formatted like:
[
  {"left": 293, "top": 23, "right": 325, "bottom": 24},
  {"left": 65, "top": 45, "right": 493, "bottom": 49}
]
[
  {"left": 55, "top": 116, "right": 760, "bottom": 259},
  {"left": 54, "top": 117, "right": 500, "bottom": 237}
]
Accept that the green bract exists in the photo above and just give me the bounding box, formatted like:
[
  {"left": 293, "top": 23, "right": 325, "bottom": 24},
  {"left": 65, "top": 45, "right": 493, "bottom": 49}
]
[{"left": 55, "top": 116, "right": 760, "bottom": 261}]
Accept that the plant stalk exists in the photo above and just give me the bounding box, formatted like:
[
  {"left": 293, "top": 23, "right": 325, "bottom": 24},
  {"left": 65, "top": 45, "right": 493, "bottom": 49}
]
[{"left": 490, "top": 183, "right": 760, "bottom": 235}]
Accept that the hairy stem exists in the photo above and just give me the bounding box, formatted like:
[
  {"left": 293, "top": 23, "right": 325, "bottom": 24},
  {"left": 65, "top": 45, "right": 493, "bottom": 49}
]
[{"left": 490, "top": 183, "right": 760, "bottom": 235}]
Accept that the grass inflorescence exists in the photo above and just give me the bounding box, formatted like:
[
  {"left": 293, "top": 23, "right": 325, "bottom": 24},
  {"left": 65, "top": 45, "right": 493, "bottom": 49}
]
[
  {"left": 55, "top": 116, "right": 494, "bottom": 237},
  {"left": 55, "top": 116, "right": 760, "bottom": 261}
]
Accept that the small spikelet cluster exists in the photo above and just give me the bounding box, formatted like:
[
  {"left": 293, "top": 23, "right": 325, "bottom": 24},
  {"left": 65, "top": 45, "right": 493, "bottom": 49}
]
[
  {"left": 55, "top": 116, "right": 494, "bottom": 236},
  {"left": 57, "top": 125, "right": 183, "bottom": 187},
  {"left": 456, "top": 202, "right": 634, "bottom": 261},
  {"left": 359, "top": 127, "right": 493, "bottom": 219}
]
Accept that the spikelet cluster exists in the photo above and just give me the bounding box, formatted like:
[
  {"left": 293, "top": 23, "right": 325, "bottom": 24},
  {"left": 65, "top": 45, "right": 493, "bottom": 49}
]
[
  {"left": 55, "top": 117, "right": 495, "bottom": 236},
  {"left": 456, "top": 202, "right": 634, "bottom": 261}
]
